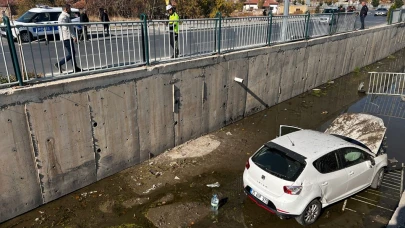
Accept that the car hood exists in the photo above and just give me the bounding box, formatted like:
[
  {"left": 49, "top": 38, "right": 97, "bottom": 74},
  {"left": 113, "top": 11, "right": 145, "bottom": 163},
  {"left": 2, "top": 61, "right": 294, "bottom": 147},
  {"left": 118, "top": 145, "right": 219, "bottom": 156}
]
[{"left": 324, "top": 113, "right": 386, "bottom": 155}]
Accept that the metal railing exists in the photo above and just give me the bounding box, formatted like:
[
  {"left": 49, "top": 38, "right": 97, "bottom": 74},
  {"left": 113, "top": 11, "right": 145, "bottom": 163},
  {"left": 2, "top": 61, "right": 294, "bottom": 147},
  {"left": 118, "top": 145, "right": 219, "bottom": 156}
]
[
  {"left": 147, "top": 18, "right": 218, "bottom": 63},
  {"left": 392, "top": 10, "right": 402, "bottom": 24},
  {"left": 0, "top": 11, "right": 396, "bottom": 87},
  {"left": 367, "top": 72, "right": 405, "bottom": 95}
]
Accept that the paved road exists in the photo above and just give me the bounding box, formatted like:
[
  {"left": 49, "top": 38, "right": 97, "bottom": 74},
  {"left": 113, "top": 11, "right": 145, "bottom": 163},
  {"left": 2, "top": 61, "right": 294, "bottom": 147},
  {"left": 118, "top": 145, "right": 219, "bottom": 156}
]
[{"left": 0, "top": 14, "right": 389, "bottom": 83}]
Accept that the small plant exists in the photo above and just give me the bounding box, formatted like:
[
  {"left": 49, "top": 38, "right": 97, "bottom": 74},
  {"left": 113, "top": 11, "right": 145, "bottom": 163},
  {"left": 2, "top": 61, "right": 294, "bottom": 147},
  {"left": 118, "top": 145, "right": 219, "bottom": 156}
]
[{"left": 354, "top": 67, "right": 360, "bottom": 73}]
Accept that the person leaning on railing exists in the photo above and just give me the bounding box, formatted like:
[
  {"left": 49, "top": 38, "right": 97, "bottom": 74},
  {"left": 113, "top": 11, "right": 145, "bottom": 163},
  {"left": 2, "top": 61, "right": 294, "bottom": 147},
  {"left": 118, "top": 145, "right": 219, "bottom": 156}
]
[
  {"left": 54, "top": 4, "right": 81, "bottom": 73},
  {"left": 167, "top": 5, "right": 179, "bottom": 58}
]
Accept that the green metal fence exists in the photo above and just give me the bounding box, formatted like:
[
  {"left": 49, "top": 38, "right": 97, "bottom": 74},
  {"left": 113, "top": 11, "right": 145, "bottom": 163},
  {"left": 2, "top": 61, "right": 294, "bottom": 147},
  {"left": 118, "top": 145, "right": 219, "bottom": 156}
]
[{"left": 0, "top": 11, "right": 397, "bottom": 88}]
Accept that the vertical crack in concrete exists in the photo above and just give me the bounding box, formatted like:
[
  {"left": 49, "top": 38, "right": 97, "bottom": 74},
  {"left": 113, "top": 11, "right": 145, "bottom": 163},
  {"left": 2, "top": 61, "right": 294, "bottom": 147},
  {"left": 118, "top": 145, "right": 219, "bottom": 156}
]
[
  {"left": 24, "top": 105, "right": 45, "bottom": 204},
  {"left": 87, "top": 94, "right": 99, "bottom": 177},
  {"left": 134, "top": 81, "right": 141, "bottom": 164}
]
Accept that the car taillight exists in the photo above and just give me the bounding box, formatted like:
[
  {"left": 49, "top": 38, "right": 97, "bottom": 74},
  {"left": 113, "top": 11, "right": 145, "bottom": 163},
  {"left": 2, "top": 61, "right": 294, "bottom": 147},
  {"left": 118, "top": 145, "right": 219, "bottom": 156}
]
[
  {"left": 283, "top": 186, "right": 302, "bottom": 195},
  {"left": 245, "top": 160, "right": 250, "bottom": 169}
]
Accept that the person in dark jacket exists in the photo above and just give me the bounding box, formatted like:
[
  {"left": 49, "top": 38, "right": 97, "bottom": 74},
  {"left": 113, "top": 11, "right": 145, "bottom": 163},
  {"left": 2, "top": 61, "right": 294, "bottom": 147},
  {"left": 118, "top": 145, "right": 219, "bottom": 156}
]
[
  {"left": 102, "top": 9, "right": 110, "bottom": 35},
  {"left": 360, "top": 1, "right": 368, "bottom": 29},
  {"left": 80, "top": 9, "right": 89, "bottom": 41}
]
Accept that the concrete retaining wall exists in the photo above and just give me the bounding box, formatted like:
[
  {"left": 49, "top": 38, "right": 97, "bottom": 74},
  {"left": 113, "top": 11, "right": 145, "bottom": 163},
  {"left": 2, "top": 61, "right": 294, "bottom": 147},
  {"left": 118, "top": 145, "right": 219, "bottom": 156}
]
[{"left": 1, "top": 23, "right": 405, "bottom": 223}]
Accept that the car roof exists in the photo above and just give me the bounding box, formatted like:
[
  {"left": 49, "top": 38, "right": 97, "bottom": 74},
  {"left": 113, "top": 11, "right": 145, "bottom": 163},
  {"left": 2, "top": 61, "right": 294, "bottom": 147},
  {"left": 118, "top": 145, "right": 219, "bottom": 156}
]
[
  {"left": 28, "top": 7, "right": 79, "bottom": 13},
  {"left": 271, "top": 129, "right": 353, "bottom": 160},
  {"left": 324, "top": 113, "right": 386, "bottom": 154}
]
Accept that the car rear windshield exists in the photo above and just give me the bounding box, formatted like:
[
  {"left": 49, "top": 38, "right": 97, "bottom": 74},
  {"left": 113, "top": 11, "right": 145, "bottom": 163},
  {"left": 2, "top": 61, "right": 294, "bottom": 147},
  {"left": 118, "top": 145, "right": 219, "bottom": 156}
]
[{"left": 252, "top": 146, "right": 305, "bottom": 181}]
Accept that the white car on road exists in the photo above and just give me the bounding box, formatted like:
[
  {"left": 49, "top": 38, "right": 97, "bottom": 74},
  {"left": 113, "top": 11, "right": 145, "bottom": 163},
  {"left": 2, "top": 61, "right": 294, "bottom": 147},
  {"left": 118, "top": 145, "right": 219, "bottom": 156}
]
[
  {"left": 1, "top": 5, "right": 81, "bottom": 42},
  {"left": 243, "top": 113, "right": 388, "bottom": 226}
]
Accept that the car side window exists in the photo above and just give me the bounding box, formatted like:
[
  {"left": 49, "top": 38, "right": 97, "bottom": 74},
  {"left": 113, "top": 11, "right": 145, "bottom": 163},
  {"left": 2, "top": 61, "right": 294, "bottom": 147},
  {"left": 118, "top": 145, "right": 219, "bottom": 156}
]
[
  {"left": 50, "top": 12, "right": 61, "bottom": 21},
  {"left": 33, "top": 13, "right": 50, "bottom": 22},
  {"left": 313, "top": 152, "right": 340, "bottom": 174},
  {"left": 339, "top": 148, "right": 367, "bottom": 168}
]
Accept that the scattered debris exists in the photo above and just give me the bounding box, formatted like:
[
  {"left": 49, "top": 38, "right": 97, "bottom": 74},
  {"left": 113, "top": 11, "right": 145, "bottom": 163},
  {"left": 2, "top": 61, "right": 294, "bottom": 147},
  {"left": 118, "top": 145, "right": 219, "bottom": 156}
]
[
  {"left": 35, "top": 218, "right": 39, "bottom": 222},
  {"left": 39, "top": 211, "right": 44, "bottom": 214},
  {"left": 226, "top": 132, "right": 232, "bottom": 136},
  {"left": 358, "top": 82, "right": 365, "bottom": 93},
  {"left": 321, "top": 111, "right": 328, "bottom": 115},
  {"left": 206, "top": 182, "right": 220, "bottom": 188},
  {"left": 174, "top": 176, "right": 180, "bottom": 180},
  {"left": 149, "top": 170, "right": 162, "bottom": 177},
  {"left": 328, "top": 81, "right": 334, "bottom": 84},
  {"left": 388, "top": 157, "right": 399, "bottom": 163},
  {"left": 143, "top": 183, "right": 162, "bottom": 194}
]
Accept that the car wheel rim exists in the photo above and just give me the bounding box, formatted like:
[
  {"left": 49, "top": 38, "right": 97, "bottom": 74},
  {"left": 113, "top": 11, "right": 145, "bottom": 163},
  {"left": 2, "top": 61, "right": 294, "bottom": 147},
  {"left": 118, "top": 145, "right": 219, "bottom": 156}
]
[
  {"left": 304, "top": 204, "right": 319, "bottom": 223},
  {"left": 21, "top": 33, "right": 29, "bottom": 42}
]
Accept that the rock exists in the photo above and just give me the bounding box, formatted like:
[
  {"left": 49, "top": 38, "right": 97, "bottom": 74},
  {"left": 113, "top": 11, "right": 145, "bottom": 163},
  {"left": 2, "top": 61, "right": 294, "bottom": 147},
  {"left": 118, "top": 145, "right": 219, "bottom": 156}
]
[
  {"left": 99, "top": 200, "right": 115, "bottom": 213},
  {"left": 174, "top": 176, "right": 180, "bottom": 180},
  {"left": 226, "top": 132, "right": 232, "bottom": 136},
  {"left": 122, "top": 197, "right": 150, "bottom": 208}
]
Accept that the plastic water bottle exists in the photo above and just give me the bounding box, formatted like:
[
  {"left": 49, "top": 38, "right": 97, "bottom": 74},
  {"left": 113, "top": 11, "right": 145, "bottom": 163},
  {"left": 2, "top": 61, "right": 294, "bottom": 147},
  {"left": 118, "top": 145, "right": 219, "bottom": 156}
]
[{"left": 211, "top": 194, "right": 219, "bottom": 211}]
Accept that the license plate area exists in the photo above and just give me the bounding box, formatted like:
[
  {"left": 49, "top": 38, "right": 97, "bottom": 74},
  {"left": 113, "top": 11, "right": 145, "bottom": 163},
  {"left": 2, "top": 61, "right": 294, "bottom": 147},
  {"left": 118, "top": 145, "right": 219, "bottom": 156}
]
[{"left": 250, "top": 188, "right": 269, "bottom": 205}]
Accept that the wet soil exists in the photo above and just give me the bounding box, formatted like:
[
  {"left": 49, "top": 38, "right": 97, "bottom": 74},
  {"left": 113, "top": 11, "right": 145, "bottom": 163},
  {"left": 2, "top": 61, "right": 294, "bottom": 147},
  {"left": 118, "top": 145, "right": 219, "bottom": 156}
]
[{"left": 2, "top": 49, "right": 405, "bottom": 228}]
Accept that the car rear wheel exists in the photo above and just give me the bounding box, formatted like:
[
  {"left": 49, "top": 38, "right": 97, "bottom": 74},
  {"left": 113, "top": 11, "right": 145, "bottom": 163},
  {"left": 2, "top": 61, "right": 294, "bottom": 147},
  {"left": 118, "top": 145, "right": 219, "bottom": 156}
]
[
  {"left": 370, "top": 168, "right": 384, "bottom": 189},
  {"left": 295, "top": 199, "right": 321, "bottom": 226}
]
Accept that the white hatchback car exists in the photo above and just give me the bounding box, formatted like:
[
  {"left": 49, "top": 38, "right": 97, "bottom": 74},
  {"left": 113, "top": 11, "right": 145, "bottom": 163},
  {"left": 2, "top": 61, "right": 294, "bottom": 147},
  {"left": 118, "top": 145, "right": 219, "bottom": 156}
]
[
  {"left": 1, "top": 5, "right": 81, "bottom": 42},
  {"left": 243, "top": 113, "right": 388, "bottom": 226}
]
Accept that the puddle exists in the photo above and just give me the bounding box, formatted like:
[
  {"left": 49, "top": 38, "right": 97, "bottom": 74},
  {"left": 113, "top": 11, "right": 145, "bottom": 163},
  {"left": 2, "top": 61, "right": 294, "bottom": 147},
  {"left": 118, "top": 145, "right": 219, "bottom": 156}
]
[{"left": 2, "top": 49, "right": 405, "bottom": 228}]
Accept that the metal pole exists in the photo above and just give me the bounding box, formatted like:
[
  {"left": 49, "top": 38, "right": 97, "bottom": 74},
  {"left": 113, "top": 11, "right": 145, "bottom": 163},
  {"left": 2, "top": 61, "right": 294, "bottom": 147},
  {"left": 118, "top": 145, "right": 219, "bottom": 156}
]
[
  {"left": 3, "top": 15, "right": 23, "bottom": 86},
  {"left": 304, "top": 11, "right": 310, "bottom": 39},
  {"left": 140, "top": 14, "right": 149, "bottom": 65},
  {"left": 281, "top": 0, "right": 290, "bottom": 42},
  {"left": 267, "top": 12, "right": 273, "bottom": 45}
]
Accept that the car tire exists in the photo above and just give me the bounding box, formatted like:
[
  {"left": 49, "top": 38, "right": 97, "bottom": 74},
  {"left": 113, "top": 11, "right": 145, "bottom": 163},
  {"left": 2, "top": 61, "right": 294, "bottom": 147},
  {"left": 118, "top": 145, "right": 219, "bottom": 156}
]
[
  {"left": 370, "top": 168, "right": 384, "bottom": 189},
  {"left": 19, "top": 31, "right": 32, "bottom": 43},
  {"left": 295, "top": 199, "right": 322, "bottom": 226}
]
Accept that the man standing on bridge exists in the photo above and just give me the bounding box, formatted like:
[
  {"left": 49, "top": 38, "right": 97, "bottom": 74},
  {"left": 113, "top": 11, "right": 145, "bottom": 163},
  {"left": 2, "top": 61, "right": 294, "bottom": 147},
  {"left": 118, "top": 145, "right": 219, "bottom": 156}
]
[
  {"left": 54, "top": 4, "right": 81, "bottom": 73},
  {"left": 167, "top": 5, "right": 179, "bottom": 58},
  {"left": 360, "top": 1, "right": 368, "bottom": 30}
]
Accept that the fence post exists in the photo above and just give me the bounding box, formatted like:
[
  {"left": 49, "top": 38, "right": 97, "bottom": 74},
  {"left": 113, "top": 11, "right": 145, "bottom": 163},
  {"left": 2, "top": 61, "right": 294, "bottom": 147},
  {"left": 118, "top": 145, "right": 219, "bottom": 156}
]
[
  {"left": 329, "top": 13, "right": 335, "bottom": 35},
  {"left": 304, "top": 11, "right": 310, "bottom": 40},
  {"left": 140, "top": 14, "right": 150, "bottom": 66},
  {"left": 3, "top": 16, "right": 23, "bottom": 86},
  {"left": 215, "top": 12, "right": 222, "bottom": 55},
  {"left": 267, "top": 12, "right": 273, "bottom": 45},
  {"left": 389, "top": 9, "right": 393, "bottom": 25}
]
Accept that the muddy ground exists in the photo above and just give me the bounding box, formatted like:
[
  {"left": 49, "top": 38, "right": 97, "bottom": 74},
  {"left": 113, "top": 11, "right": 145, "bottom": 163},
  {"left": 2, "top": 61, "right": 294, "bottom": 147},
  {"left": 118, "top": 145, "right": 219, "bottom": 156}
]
[{"left": 2, "top": 49, "right": 405, "bottom": 228}]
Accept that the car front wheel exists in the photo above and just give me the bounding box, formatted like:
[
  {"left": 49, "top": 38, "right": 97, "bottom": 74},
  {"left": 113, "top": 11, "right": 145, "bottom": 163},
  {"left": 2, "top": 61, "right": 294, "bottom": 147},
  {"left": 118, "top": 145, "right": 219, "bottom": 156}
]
[
  {"left": 19, "top": 31, "right": 32, "bottom": 43},
  {"left": 295, "top": 199, "right": 321, "bottom": 226},
  {"left": 370, "top": 168, "right": 384, "bottom": 189}
]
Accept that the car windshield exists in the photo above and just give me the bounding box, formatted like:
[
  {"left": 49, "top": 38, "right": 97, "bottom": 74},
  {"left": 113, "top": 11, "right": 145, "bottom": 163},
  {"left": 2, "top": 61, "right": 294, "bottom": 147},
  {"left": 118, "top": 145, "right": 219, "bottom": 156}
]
[
  {"left": 323, "top": 9, "right": 337, "bottom": 13},
  {"left": 252, "top": 146, "right": 305, "bottom": 181},
  {"left": 377, "top": 8, "right": 387, "bottom": 11},
  {"left": 16, "top": 11, "right": 36, "bottom": 23}
]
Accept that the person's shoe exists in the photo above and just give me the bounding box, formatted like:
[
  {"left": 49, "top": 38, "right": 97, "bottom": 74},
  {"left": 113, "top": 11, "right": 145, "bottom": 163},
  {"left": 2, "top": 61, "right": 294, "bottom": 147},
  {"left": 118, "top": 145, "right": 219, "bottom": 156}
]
[
  {"left": 74, "top": 67, "right": 82, "bottom": 73},
  {"left": 54, "top": 63, "right": 62, "bottom": 73}
]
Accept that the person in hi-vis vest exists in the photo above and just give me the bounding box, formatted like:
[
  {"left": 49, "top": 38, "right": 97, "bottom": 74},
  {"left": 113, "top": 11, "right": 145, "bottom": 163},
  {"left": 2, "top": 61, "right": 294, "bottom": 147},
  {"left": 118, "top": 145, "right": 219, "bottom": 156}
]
[{"left": 167, "top": 5, "right": 179, "bottom": 58}]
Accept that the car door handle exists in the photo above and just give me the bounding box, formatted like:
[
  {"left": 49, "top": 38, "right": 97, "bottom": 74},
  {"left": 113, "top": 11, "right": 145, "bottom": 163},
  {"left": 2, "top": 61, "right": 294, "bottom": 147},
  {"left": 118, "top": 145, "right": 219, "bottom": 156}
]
[
  {"left": 321, "top": 182, "right": 328, "bottom": 186},
  {"left": 348, "top": 171, "right": 354, "bottom": 176}
]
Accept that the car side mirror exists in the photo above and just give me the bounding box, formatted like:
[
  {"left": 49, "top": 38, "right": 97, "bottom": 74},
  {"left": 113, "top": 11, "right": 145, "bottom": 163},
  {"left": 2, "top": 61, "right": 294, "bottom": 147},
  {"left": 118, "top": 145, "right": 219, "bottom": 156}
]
[{"left": 370, "top": 157, "right": 375, "bottom": 166}]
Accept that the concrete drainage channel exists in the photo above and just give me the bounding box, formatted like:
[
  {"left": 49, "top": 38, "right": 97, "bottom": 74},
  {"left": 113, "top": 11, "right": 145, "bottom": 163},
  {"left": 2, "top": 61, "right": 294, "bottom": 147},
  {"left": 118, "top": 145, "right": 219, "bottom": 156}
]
[{"left": 342, "top": 162, "right": 404, "bottom": 226}]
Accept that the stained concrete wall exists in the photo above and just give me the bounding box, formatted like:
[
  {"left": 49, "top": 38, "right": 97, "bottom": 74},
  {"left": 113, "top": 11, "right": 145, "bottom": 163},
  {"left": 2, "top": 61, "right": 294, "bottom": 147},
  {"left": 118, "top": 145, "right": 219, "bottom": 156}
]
[{"left": 1, "top": 23, "right": 405, "bottom": 223}]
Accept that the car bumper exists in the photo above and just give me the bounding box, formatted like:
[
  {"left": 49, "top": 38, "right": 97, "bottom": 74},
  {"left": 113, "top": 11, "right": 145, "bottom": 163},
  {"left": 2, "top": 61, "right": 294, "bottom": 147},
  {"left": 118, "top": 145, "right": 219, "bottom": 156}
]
[{"left": 243, "top": 171, "right": 305, "bottom": 216}]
